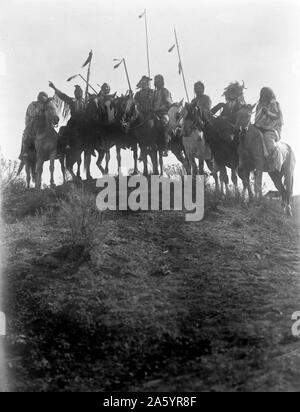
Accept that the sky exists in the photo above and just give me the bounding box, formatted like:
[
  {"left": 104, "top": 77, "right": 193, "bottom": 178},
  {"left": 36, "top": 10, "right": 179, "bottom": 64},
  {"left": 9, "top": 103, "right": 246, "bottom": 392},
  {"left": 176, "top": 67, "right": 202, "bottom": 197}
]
[{"left": 0, "top": 0, "right": 300, "bottom": 190}]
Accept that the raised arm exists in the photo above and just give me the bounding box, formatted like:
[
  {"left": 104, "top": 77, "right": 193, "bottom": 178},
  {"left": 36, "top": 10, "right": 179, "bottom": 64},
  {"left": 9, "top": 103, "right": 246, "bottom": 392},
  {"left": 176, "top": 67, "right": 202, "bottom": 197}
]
[{"left": 49, "top": 81, "right": 72, "bottom": 106}]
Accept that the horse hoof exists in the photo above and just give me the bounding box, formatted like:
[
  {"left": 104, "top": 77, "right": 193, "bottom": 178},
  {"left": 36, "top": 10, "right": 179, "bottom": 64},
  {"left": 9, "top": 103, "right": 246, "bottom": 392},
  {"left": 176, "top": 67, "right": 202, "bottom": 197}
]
[{"left": 284, "top": 205, "right": 293, "bottom": 217}]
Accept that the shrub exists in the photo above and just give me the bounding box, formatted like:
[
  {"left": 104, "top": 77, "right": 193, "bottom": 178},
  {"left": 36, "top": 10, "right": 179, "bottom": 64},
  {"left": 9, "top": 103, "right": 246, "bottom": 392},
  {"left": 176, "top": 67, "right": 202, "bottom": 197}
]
[
  {"left": 0, "top": 157, "right": 26, "bottom": 196},
  {"left": 56, "top": 185, "right": 103, "bottom": 248}
]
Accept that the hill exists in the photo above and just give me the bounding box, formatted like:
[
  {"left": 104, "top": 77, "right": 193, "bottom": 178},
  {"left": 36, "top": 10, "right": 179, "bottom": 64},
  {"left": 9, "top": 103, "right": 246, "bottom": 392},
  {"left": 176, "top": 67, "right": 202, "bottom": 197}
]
[{"left": 1, "top": 181, "right": 300, "bottom": 392}]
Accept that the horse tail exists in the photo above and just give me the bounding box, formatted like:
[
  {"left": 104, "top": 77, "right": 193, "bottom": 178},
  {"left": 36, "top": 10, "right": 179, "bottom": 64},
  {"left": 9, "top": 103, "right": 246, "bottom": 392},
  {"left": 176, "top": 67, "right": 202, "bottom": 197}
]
[
  {"left": 17, "top": 160, "right": 25, "bottom": 176},
  {"left": 283, "top": 144, "right": 295, "bottom": 196}
]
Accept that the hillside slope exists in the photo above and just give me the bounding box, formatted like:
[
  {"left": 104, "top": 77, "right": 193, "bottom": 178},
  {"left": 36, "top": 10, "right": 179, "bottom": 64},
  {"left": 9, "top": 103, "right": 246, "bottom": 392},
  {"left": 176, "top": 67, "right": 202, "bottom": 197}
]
[{"left": 2, "top": 184, "right": 300, "bottom": 392}]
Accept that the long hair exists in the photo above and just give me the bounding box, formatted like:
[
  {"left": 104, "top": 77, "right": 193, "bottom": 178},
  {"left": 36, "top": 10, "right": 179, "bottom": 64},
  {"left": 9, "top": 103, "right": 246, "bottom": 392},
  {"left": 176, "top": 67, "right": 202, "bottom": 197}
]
[{"left": 259, "top": 87, "right": 276, "bottom": 104}]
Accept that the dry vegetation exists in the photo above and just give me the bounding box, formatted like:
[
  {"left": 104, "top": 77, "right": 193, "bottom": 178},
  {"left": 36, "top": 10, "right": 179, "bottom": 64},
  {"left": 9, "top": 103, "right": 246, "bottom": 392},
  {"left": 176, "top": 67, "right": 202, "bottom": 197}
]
[{"left": 1, "top": 163, "right": 300, "bottom": 392}]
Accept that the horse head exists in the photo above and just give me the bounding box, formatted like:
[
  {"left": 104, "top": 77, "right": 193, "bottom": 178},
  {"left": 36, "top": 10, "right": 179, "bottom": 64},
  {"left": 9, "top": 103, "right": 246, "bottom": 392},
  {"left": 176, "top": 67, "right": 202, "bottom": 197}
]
[
  {"left": 117, "top": 94, "right": 137, "bottom": 131},
  {"left": 235, "top": 103, "right": 256, "bottom": 131},
  {"left": 45, "top": 99, "right": 59, "bottom": 128},
  {"left": 168, "top": 100, "right": 185, "bottom": 131},
  {"left": 181, "top": 102, "right": 205, "bottom": 134}
]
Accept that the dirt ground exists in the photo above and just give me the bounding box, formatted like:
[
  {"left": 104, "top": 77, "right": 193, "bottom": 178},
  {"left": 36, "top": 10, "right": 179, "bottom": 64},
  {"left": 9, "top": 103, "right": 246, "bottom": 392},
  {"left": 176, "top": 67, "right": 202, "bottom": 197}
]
[{"left": 1, "top": 184, "right": 300, "bottom": 392}]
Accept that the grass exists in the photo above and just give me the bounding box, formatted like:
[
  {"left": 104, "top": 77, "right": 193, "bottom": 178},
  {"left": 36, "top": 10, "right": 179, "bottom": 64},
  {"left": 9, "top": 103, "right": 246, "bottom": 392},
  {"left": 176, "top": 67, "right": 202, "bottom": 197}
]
[{"left": 1, "top": 168, "right": 300, "bottom": 392}]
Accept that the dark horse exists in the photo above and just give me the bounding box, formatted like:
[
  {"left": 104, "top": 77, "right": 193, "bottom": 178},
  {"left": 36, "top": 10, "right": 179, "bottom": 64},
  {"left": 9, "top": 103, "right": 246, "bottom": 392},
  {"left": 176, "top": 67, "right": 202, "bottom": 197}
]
[
  {"left": 180, "top": 103, "right": 240, "bottom": 190},
  {"left": 123, "top": 99, "right": 188, "bottom": 176},
  {"left": 203, "top": 114, "right": 241, "bottom": 192},
  {"left": 82, "top": 93, "right": 139, "bottom": 177}
]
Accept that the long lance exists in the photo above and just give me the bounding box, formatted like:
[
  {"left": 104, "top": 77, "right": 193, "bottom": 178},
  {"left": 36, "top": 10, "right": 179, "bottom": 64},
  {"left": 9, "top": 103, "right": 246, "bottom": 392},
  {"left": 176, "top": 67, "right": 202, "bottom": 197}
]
[
  {"left": 174, "top": 27, "right": 190, "bottom": 103},
  {"left": 114, "top": 58, "right": 132, "bottom": 93},
  {"left": 145, "top": 10, "right": 151, "bottom": 79},
  {"left": 122, "top": 59, "right": 132, "bottom": 93},
  {"left": 85, "top": 50, "right": 93, "bottom": 102},
  {"left": 139, "top": 9, "right": 151, "bottom": 79},
  {"left": 67, "top": 74, "right": 98, "bottom": 94}
]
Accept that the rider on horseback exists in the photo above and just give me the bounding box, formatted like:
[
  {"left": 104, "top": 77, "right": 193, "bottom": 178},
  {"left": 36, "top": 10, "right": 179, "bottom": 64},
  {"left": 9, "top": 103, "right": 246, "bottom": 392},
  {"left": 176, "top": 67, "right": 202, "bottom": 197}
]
[
  {"left": 134, "top": 75, "right": 154, "bottom": 120},
  {"left": 19, "top": 91, "right": 49, "bottom": 160},
  {"left": 97, "top": 83, "right": 117, "bottom": 124},
  {"left": 211, "top": 81, "right": 246, "bottom": 124},
  {"left": 190, "top": 81, "right": 213, "bottom": 127},
  {"left": 152, "top": 74, "right": 173, "bottom": 157},
  {"left": 49, "top": 82, "right": 86, "bottom": 147},
  {"left": 254, "top": 87, "right": 283, "bottom": 170}
]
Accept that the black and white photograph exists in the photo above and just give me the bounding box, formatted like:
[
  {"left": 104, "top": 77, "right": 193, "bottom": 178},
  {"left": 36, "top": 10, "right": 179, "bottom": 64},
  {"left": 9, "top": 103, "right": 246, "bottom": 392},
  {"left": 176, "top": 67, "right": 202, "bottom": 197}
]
[{"left": 0, "top": 0, "right": 300, "bottom": 395}]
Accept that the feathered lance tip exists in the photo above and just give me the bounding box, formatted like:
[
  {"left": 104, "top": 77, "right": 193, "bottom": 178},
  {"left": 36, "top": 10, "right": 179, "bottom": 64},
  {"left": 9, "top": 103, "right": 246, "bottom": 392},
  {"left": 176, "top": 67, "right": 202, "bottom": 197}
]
[
  {"left": 113, "top": 59, "right": 123, "bottom": 69},
  {"left": 67, "top": 74, "right": 78, "bottom": 82},
  {"left": 82, "top": 50, "right": 93, "bottom": 68}
]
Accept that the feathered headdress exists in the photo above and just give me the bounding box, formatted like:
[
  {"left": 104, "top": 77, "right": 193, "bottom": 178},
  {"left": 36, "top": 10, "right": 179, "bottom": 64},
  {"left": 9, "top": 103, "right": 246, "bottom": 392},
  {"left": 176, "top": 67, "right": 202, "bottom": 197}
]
[{"left": 223, "top": 81, "right": 246, "bottom": 100}]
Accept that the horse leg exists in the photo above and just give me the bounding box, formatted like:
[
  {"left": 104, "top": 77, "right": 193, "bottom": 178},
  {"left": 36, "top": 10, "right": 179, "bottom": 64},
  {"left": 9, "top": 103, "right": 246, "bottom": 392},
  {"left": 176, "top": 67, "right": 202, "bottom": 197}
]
[
  {"left": 231, "top": 168, "right": 239, "bottom": 195},
  {"left": 59, "top": 157, "right": 66, "bottom": 183},
  {"left": 185, "top": 159, "right": 192, "bottom": 175},
  {"left": 25, "top": 161, "right": 31, "bottom": 189},
  {"left": 77, "top": 157, "right": 82, "bottom": 179},
  {"left": 219, "top": 165, "right": 229, "bottom": 195},
  {"left": 35, "top": 157, "right": 43, "bottom": 190},
  {"left": 105, "top": 149, "right": 110, "bottom": 174},
  {"left": 205, "top": 160, "right": 219, "bottom": 191},
  {"left": 174, "top": 150, "right": 188, "bottom": 175},
  {"left": 116, "top": 146, "right": 122, "bottom": 174},
  {"left": 159, "top": 150, "right": 164, "bottom": 176},
  {"left": 254, "top": 170, "right": 263, "bottom": 199},
  {"left": 84, "top": 152, "right": 92, "bottom": 180},
  {"left": 231, "top": 168, "right": 238, "bottom": 187},
  {"left": 191, "top": 158, "right": 198, "bottom": 177},
  {"left": 269, "top": 171, "right": 289, "bottom": 213},
  {"left": 151, "top": 150, "right": 159, "bottom": 175},
  {"left": 284, "top": 168, "right": 294, "bottom": 216},
  {"left": 132, "top": 144, "right": 139, "bottom": 175},
  {"left": 198, "top": 159, "right": 205, "bottom": 175},
  {"left": 49, "top": 155, "right": 55, "bottom": 188},
  {"left": 143, "top": 151, "right": 149, "bottom": 176},
  {"left": 66, "top": 149, "right": 80, "bottom": 181},
  {"left": 96, "top": 150, "right": 106, "bottom": 176}
]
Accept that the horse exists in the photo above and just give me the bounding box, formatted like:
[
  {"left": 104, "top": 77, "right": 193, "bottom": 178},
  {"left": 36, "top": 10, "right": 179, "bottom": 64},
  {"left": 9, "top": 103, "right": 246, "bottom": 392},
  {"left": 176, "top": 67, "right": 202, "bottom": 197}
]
[
  {"left": 122, "top": 100, "right": 190, "bottom": 176},
  {"left": 236, "top": 105, "right": 296, "bottom": 215},
  {"left": 82, "top": 92, "right": 139, "bottom": 177},
  {"left": 177, "top": 103, "right": 219, "bottom": 187},
  {"left": 166, "top": 101, "right": 191, "bottom": 174},
  {"left": 18, "top": 100, "right": 60, "bottom": 189},
  {"left": 202, "top": 113, "right": 242, "bottom": 193},
  {"left": 34, "top": 99, "right": 60, "bottom": 189},
  {"left": 17, "top": 138, "right": 67, "bottom": 189}
]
